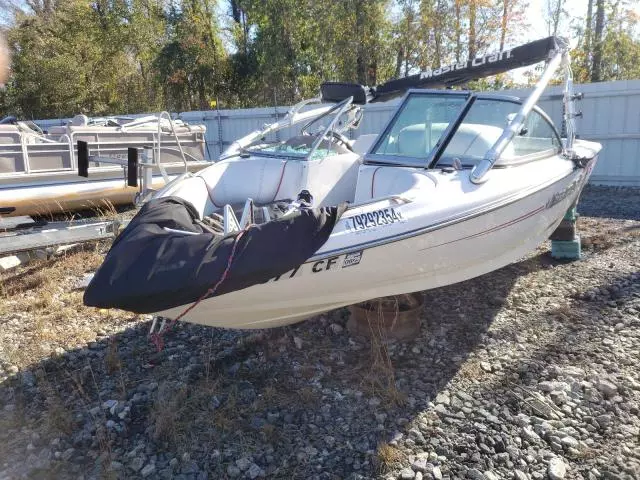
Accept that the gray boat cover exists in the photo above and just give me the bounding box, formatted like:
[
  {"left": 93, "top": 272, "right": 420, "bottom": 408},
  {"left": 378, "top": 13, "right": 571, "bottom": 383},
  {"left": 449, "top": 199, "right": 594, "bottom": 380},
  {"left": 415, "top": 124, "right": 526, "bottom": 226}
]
[{"left": 84, "top": 197, "right": 346, "bottom": 314}]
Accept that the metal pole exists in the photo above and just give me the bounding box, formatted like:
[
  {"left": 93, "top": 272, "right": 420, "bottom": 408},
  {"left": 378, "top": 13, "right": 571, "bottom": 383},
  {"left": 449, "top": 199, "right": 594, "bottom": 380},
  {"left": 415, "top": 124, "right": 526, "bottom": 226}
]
[
  {"left": 216, "top": 98, "right": 223, "bottom": 159},
  {"left": 274, "top": 90, "right": 280, "bottom": 142},
  {"left": 469, "top": 50, "right": 564, "bottom": 184}
]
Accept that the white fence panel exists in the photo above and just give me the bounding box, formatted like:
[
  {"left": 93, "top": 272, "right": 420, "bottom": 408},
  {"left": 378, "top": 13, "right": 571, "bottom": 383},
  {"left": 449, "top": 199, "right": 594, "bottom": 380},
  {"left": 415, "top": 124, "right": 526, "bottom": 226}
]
[{"left": 34, "top": 79, "right": 640, "bottom": 186}]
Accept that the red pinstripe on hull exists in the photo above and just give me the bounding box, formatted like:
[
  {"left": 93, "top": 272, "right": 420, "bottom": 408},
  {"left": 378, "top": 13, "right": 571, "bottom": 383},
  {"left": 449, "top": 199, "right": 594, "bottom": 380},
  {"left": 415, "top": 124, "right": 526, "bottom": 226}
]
[{"left": 421, "top": 205, "right": 547, "bottom": 251}]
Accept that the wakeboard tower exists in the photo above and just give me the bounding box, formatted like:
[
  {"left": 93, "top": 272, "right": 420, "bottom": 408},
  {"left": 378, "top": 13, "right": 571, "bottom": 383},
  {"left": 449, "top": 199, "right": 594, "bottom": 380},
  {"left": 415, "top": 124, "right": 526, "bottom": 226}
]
[{"left": 84, "top": 36, "right": 601, "bottom": 330}]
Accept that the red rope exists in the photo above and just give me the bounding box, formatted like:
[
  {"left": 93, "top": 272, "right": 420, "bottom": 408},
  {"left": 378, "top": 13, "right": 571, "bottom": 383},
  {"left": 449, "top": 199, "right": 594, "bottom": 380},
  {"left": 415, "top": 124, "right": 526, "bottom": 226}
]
[
  {"left": 271, "top": 160, "right": 288, "bottom": 202},
  {"left": 371, "top": 166, "right": 382, "bottom": 199},
  {"left": 150, "top": 226, "right": 251, "bottom": 351}
]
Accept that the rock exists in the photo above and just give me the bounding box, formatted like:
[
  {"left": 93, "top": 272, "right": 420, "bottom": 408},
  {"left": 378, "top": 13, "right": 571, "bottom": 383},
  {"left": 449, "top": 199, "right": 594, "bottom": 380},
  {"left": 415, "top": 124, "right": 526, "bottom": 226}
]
[
  {"left": 539, "top": 381, "right": 569, "bottom": 393},
  {"left": 74, "top": 273, "right": 94, "bottom": 290},
  {"left": 411, "top": 458, "right": 428, "bottom": 473},
  {"left": 484, "top": 472, "right": 499, "bottom": 480},
  {"left": 595, "top": 414, "right": 612, "bottom": 428},
  {"left": 329, "top": 323, "right": 344, "bottom": 334},
  {"left": 434, "top": 404, "right": 448, "bottom": 415},
  {"left": 514, "top": 470, "right": 529, "bottom": 480},
  {"left": 236, "top": 457, "right": 251, "bottom": 471},
  {"left": 522, "top": 426, "right": 541, "bottom": 443},
  {"left": 130, "top": 457, "right": 145, "bottom": 472},
  {"left": 399, "top": 467, "right": 415, "bottom": 480},
  {"left": 550, "top": 391, "right": 568, "bottom": 405},
  {"left": 480, "top": 362, "right": 492, "bottom": 372},
  {"left": 596, "top": 380, "right": 618, "bottom": 398},
  {"left": 293, "top": 336, "right": 303, "bottom": 349},
  {"left": 467, "top": 468, "right": 486, "bottom": 480},
  {"left": 247, "top": 463, "right": 263, "bottom": 479},
  {"left": 548, "top": 458, "right": 567, "bottom": 480},
  {"left": 227, "top": 465, "right": 241, "bottom": 478},
  {"left": 435, "top": 392, "right": 450, "bottom": 405},
  {"left": 141, "top": 464, "right": 156, "bottom": 478},
  {"left": 102, "top": 399, "right": 118, "bottom": 411},
  {"left": 61, "top": 448, "right": 75, "bottom": 461},
  {"left": 560, "top": 436, "right": 579, "bottom": 449},
  {"left": 7, "top": 365, "right": 19, "bottom": 374},
  {"left": 433, "top": 466, "right": 443, "bottom": 480}
]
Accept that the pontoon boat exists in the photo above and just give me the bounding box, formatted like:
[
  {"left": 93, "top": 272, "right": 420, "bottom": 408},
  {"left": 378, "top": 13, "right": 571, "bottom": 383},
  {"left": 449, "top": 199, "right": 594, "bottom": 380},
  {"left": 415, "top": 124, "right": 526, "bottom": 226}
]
[{"left": 0, "top": 113, "right": 208, "bottom": 216}]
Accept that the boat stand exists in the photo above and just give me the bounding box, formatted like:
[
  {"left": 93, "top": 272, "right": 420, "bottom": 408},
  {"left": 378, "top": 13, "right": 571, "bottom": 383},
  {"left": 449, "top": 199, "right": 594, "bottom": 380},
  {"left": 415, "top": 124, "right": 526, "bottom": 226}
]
[
  {"left": 347, "top": 293, "right": 424, "bottom": 341},
  {"left": 550, "top": 207, "right": 581, "bottom": 259}
]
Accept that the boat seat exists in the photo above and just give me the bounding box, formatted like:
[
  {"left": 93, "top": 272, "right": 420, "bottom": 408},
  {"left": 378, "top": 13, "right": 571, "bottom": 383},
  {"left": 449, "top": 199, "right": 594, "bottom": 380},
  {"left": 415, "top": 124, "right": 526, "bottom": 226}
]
[
  {"left": 354, "top": 165, "right": 436, "bottom": 202},
  {"left": 172, "top": 158, "right": 303, "bottom": 217},
  {"left": 0, "top": 125, "right": 22, "bottom": 145},
  {"left": 394, "top": 123, "right": 515, "bottom": 160}
]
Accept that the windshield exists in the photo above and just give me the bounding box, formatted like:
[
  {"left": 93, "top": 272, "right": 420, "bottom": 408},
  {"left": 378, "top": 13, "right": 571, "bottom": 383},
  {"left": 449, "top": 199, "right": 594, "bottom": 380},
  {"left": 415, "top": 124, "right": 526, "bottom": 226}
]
[
  {"left": 436, "top": 98, "right": 562, "bottom": 167},
  {"left": 368, "top": 92, "right": 469, "bottom": 165},
  {"left": 247, "top": 135, "right": 350, "bottom": 160},
  {"left": 245, "top": 96, "right": 355, "bottom": 161}
]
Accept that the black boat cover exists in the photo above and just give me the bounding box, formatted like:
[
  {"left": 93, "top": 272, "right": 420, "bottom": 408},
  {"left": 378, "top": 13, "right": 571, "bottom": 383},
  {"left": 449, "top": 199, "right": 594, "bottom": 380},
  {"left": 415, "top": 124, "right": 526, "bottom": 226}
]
[
  {"left": 319, "top": 36, "right": 567, "bottom": 104},
  {"left": 84, "top": 197, "right": 346, "bottom": 314}
]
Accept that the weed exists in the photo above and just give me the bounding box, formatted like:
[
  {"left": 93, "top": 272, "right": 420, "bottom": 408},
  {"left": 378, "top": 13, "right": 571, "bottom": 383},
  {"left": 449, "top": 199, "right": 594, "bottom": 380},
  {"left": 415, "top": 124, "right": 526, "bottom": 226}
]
[
  {"left": 297, "top": 386, "right": 319, "bottom": 406},
  {"left": 375, "top": 442, "right": 405, "bottom": 473}
]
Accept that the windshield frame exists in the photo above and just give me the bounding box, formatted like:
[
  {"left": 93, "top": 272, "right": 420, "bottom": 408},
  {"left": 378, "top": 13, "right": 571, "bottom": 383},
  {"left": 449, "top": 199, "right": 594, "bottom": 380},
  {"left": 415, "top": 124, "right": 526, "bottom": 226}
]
[
  {"left": 364, "top": 89, "right": 562, "bottom": 169},
  {"left": 245, "top": 96, "right": 354, "bottom": 161},
  {"left": 364, "top": 89, "right": 472, "bottom": 167},
  {"left": 429, "top": 94, "right": 562, "bottom": 168}
]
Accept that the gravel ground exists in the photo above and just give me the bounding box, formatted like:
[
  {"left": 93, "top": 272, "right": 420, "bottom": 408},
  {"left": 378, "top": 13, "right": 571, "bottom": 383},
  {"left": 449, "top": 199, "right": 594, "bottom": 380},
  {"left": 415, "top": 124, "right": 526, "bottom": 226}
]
[{"left": 0, "top": 186, "right": 638, "bottom": 480}]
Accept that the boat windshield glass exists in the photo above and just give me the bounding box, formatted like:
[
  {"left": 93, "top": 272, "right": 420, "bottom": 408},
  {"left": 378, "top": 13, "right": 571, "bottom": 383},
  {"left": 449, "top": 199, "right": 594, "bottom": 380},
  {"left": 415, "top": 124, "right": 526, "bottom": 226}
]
[
  {"left": 368, "top": 92, "right": 469, "bottom": 165},
  {"left": 246, "top": 136, "right": 350, "bottom": 160},
  {"left": 245, "top": 97, "right": 354, "bottom": 160},
  {"left": 435, "top": 98, "right": 562, "bottom": 167}
]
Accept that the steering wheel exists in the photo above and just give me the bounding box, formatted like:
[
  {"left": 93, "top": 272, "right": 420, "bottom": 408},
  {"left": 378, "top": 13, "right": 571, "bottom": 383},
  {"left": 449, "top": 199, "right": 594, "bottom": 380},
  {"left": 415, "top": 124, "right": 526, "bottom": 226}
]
[{"left": 325, "top": 130, "right": 353, "bottom": 150}]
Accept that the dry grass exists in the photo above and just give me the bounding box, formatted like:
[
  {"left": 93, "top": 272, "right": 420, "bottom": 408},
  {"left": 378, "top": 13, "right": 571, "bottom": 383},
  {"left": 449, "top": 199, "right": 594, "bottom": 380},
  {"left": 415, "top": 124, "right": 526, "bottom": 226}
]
[
  {"left": 34, "top": 369, "right": 74, "bottom": 435},
  {"left": 356, "top": 298, "right": 409, "bottom": 408},
  {"left": 457, "top": 358, "right": 488, "bottom": 381},
  {"left": 297, "top": 386, "right": 319, "bottom": 406},
  {"left": 375, "top": 442, "right": 406, "bottom": 473},
  {"left": 151, "top": 380, "right": 226, "bottom": 451},
  {"left": 0, "top": 244, "right": 139, "bottom": 369}
]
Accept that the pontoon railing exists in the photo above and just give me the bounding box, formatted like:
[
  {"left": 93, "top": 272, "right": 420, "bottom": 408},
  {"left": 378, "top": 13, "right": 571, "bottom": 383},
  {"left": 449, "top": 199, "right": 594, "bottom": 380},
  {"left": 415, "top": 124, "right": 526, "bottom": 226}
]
[{"left": 469, "top": 49, "right": 565, "bottom": 184}]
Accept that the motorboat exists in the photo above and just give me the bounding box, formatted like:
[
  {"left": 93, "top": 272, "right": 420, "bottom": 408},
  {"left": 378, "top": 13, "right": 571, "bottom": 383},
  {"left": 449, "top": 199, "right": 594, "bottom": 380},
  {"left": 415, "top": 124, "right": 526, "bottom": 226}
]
[
  {"left": 0, "top": 113, "right": 209, "bottom": 217},
  {"left": 84, "top": 36, "right": 602, "bottom": 330}
]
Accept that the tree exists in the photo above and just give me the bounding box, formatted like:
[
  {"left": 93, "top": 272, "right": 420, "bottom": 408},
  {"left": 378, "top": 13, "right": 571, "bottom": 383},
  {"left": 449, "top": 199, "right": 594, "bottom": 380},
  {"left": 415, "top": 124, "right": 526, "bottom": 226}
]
[
  {"left": 573, "top": 0, "right": 640, "bottom": 83},
  {"left": 545, "top": 0, "right": 565, "bottom": 37},
  {"left": 3, "top": 0, "right": 167, "bottom": 118},
  {"left": 584, "top": 0, "right": 594, "bottom": 76},
  {"left": 155, "top": 1, "right": 228, "bottom": 111},
  {"left": 591, "top": 0, "right": 605, "bottom": 82}
]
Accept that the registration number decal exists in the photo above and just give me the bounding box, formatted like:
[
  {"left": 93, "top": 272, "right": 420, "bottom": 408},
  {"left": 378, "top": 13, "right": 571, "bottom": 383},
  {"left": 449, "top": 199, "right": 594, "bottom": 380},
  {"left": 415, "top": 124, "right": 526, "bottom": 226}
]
[
  {"left": 349, "top": 208, "right": 403, "bottom": 231},
  {"left": 271, "top": 250, "right": 365, "bottom": 281}
]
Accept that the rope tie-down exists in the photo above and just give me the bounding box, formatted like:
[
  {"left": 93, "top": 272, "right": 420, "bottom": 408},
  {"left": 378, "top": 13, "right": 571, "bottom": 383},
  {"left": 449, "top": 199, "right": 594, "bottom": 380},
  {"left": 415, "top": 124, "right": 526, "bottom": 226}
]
[{"left": 149, "top": 226, "right": 252, "bottom": 351}]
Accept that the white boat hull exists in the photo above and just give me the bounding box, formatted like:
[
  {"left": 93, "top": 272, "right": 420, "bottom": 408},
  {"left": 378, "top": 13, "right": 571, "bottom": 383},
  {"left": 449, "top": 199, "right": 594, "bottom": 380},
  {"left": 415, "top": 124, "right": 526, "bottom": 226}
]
[{"left": 155, "top": 143, "right": 599, "bottom": 329}]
